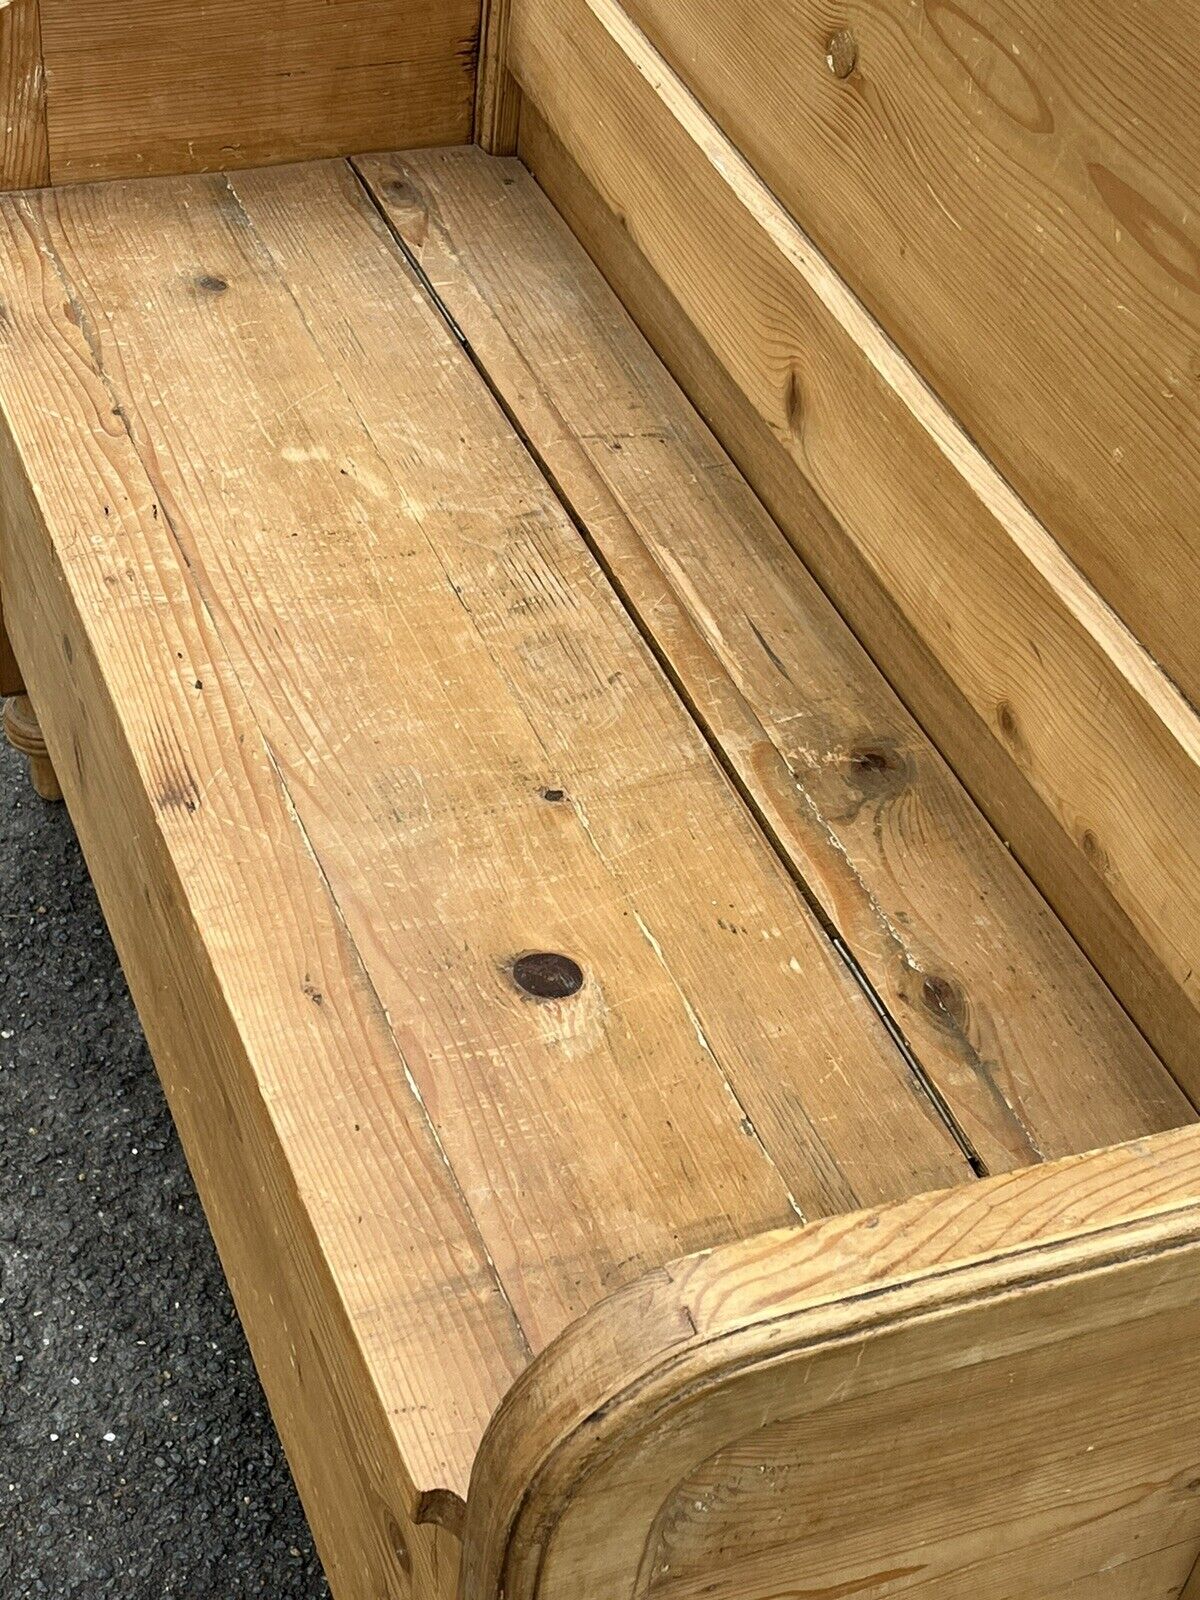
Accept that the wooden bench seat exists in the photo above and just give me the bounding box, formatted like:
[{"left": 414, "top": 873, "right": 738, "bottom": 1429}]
[{"left": 1, "top": 148, "right": 1198, "bottom": 1598}]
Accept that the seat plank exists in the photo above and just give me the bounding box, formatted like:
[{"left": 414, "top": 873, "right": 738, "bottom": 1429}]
[
  {"left": 2, "top": 162, "right": 971, "bottom": 1368},
  {"left": 357, "top": 145, "right": 1193, "bottom": 1173}
]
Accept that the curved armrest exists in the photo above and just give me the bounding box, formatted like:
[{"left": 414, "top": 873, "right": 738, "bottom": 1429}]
[{"left": 465, "top": 1126, "right": 1200, "bottom": 1600}]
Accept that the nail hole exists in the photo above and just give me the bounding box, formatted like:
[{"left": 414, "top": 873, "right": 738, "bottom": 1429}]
[
  {"left": 539, "top": 786, "right": 566, "bottom": 803},
  {"left": 512, "top": 951, "right": 584, "bottom": 999}
]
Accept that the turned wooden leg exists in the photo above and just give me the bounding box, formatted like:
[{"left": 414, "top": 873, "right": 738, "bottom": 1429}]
[{"left": 3, "top": 693, "right": 62, "bottom": 801}]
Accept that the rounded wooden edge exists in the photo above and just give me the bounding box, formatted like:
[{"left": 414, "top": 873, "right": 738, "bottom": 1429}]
[{"left": 459, "top": 1127, "right": 1200, "bottom": 1600}]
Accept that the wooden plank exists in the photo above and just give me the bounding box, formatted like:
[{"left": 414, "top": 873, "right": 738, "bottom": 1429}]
[
  {"left": 0, "top": 0, "right": 49, "bottom": 191},
  {"left": 507, "top": 0, "right": 1200, "bottom": 1096},
  {"left": 475, "top": 0, "right": 522, "bottom": 153},
  {"left": 465, "top": 1125, "right": 1200, "bottom": 1600},
  {"left": 518, "top": 103, "right": 1200, "bottom": 1123},
  {"left": 9, "top": 161, "right": 974, "bottom": 1356},
  {"left": 0, "top": 188, "right": 529, "bottom": 1598},
  {"left": 35, "top": 0, "right": 476, "bottom": 185},
  {"left": 621, "top": 0, "right": 1200, "bottom": 718},
  {"left": 360, "top": 144, "right": 1192, "bottom": 1175}
]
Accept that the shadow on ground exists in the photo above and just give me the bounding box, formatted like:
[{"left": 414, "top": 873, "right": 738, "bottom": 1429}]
[{"left": 0, "top": 737, "right": 329, "bottom": 1597}]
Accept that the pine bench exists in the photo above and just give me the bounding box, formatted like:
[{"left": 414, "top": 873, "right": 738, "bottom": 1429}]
[{"left": 2, "top": 3, "right": 1199, "bottom": 1598}]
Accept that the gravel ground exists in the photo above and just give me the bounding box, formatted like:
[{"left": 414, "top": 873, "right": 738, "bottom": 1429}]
[{"left": 0, "top": 735, "right": 330, "bottom": 1597}]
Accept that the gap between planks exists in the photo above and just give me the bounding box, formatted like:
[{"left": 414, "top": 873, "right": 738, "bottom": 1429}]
[
  {"left": 349, "top": 148, "right": 1193, "bottom": 1182},
  {"left": 345, "top": 154, "right": 989, "bottom": 1180}
]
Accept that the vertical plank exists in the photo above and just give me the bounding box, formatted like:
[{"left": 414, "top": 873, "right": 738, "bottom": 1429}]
[
  {"left": 475, "top": 0, "right": 522, "bottom": 153},
  {"left": 0, "top": 0, "right": 49, "bottom": 191}
]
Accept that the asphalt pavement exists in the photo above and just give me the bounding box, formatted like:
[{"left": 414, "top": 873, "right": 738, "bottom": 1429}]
[{"left": 0, "top": 735, "right": 330, "bottom": 1597}]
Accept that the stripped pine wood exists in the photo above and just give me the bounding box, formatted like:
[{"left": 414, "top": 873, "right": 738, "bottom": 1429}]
[
  {"left": 507, "top": 1, "right": 1200, "bottom": 1094},
  {"left": 465, "top": 1126, "right": 1200, "bottom": 1600},
  {"left": 359, "top": 144, "right": 1193, "bottom": 1174},
  {"left": 0, "top": 189, "right": 530, "bottom": 1599},
  {"left": 0, "top": 0, "right": 48, "bottom": 190},
  {"left": 621, "top": 0, "right": 1200, "bottom": 717},
  {"left": 517, "top": 101, "right": 1200, "bottom": 1120},
  {"left": 475, "top": 0, "right": 521, "bottom": 153},
  {"left": 8, "top": 162, "right": 975, "bottom": 1369},
  {"left": 31, "top": 0, "right": 476, "bottom": 186}
]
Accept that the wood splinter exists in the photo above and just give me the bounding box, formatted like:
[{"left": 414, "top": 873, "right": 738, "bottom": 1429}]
[{"left": 3, "top": 693, "right": 63, "bottom": 801}]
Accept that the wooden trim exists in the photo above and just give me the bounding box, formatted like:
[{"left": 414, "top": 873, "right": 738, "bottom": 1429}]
[
  {"left": 617, "top": 0, "right": 1200, "bottom": 719},
  {"left": 465, "top": 1126, "right": 1200, "bottom": 1600},
  {"left": 0, "top": 0, "right": 49, "bottom": 191},
  {"left": 508, "top": 0, "right": 1200, "bottom": 1093},
  {"left": 474, "top": 0, "right": 521, "bottom": 153}
]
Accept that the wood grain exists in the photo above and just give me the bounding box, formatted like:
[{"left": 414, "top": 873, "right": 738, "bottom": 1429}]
[
  {"left": 0, "top": 186, "right": 531, "bottom": 1596},
  {"left": 466, "top": 1125, "right": 1200, "bottom": 1600},
  {"left": 507, "top": 0, "right": 1200, "bottom": 1097},
  {"left": 31, "top": 0, "right": 476, "bottom": 186},
  {"left": 518, "top": 102, "right": 1200, "bottom": 1122},
  {"left": 4, "top": 158, "right": 976, "bottom": 1369},
  {"left": 0, "top": 0, "right": 49, "bottom": 190},
  {"left": 360, "top": 144, "right": 1191, "bottom": 1175},
  {"left": 621, "top": 0, "right": 1200, "bottom": 716},
  {"left": 475, "top": 0, "right": 521, "bottom": 153}
]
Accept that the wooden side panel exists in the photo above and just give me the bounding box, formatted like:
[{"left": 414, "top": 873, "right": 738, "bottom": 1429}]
[
  {"left": 0, "top": 194, "right": 532, "bottom": 1593},
  {"left": 507, "top": 1, "right": 1200, "bottom": 1091},
  {"left": 4, "top": 0, "right": 478, "bottom": 190},
  {"left": 359, "top": 145, "right": 1190, "bottom": 1176},
  {"left": 466, "top": 1128, "right": 1200, "bottom": 1600},
  {"left": 0, "top": 0, "right": 49, "bottom": 190},
  {"left": 621, "top": 0, "right": 1200, "bottom": 716}
]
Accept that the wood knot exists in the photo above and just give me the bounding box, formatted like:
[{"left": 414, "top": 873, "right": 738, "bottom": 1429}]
[
  {"left": 538, "top": 785, "right": 567, "bottom": 804},
  {"left": 511, "top": 951, "right": 585, "bottom": 999},
  {"left": 994, "top": 699, "right": 1029, "bottom": 764},
  {"left": 920, "top": 972, "right": 969, "bottom": 1032},
  {"left": 383, "top": 1513, "right": 412, "bottom": 1576},
  {"left": 1079, "top": 826, "right": 1111, "bottom": 876},
  {"left": 195, "top": 273, "right": 229, "bottom": 294},
  {"left": 784, "top": 367, "right": 805, "bottom": 435},
  {"left": 825, "top": 28, "right": 858, "bottom": 78}
]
